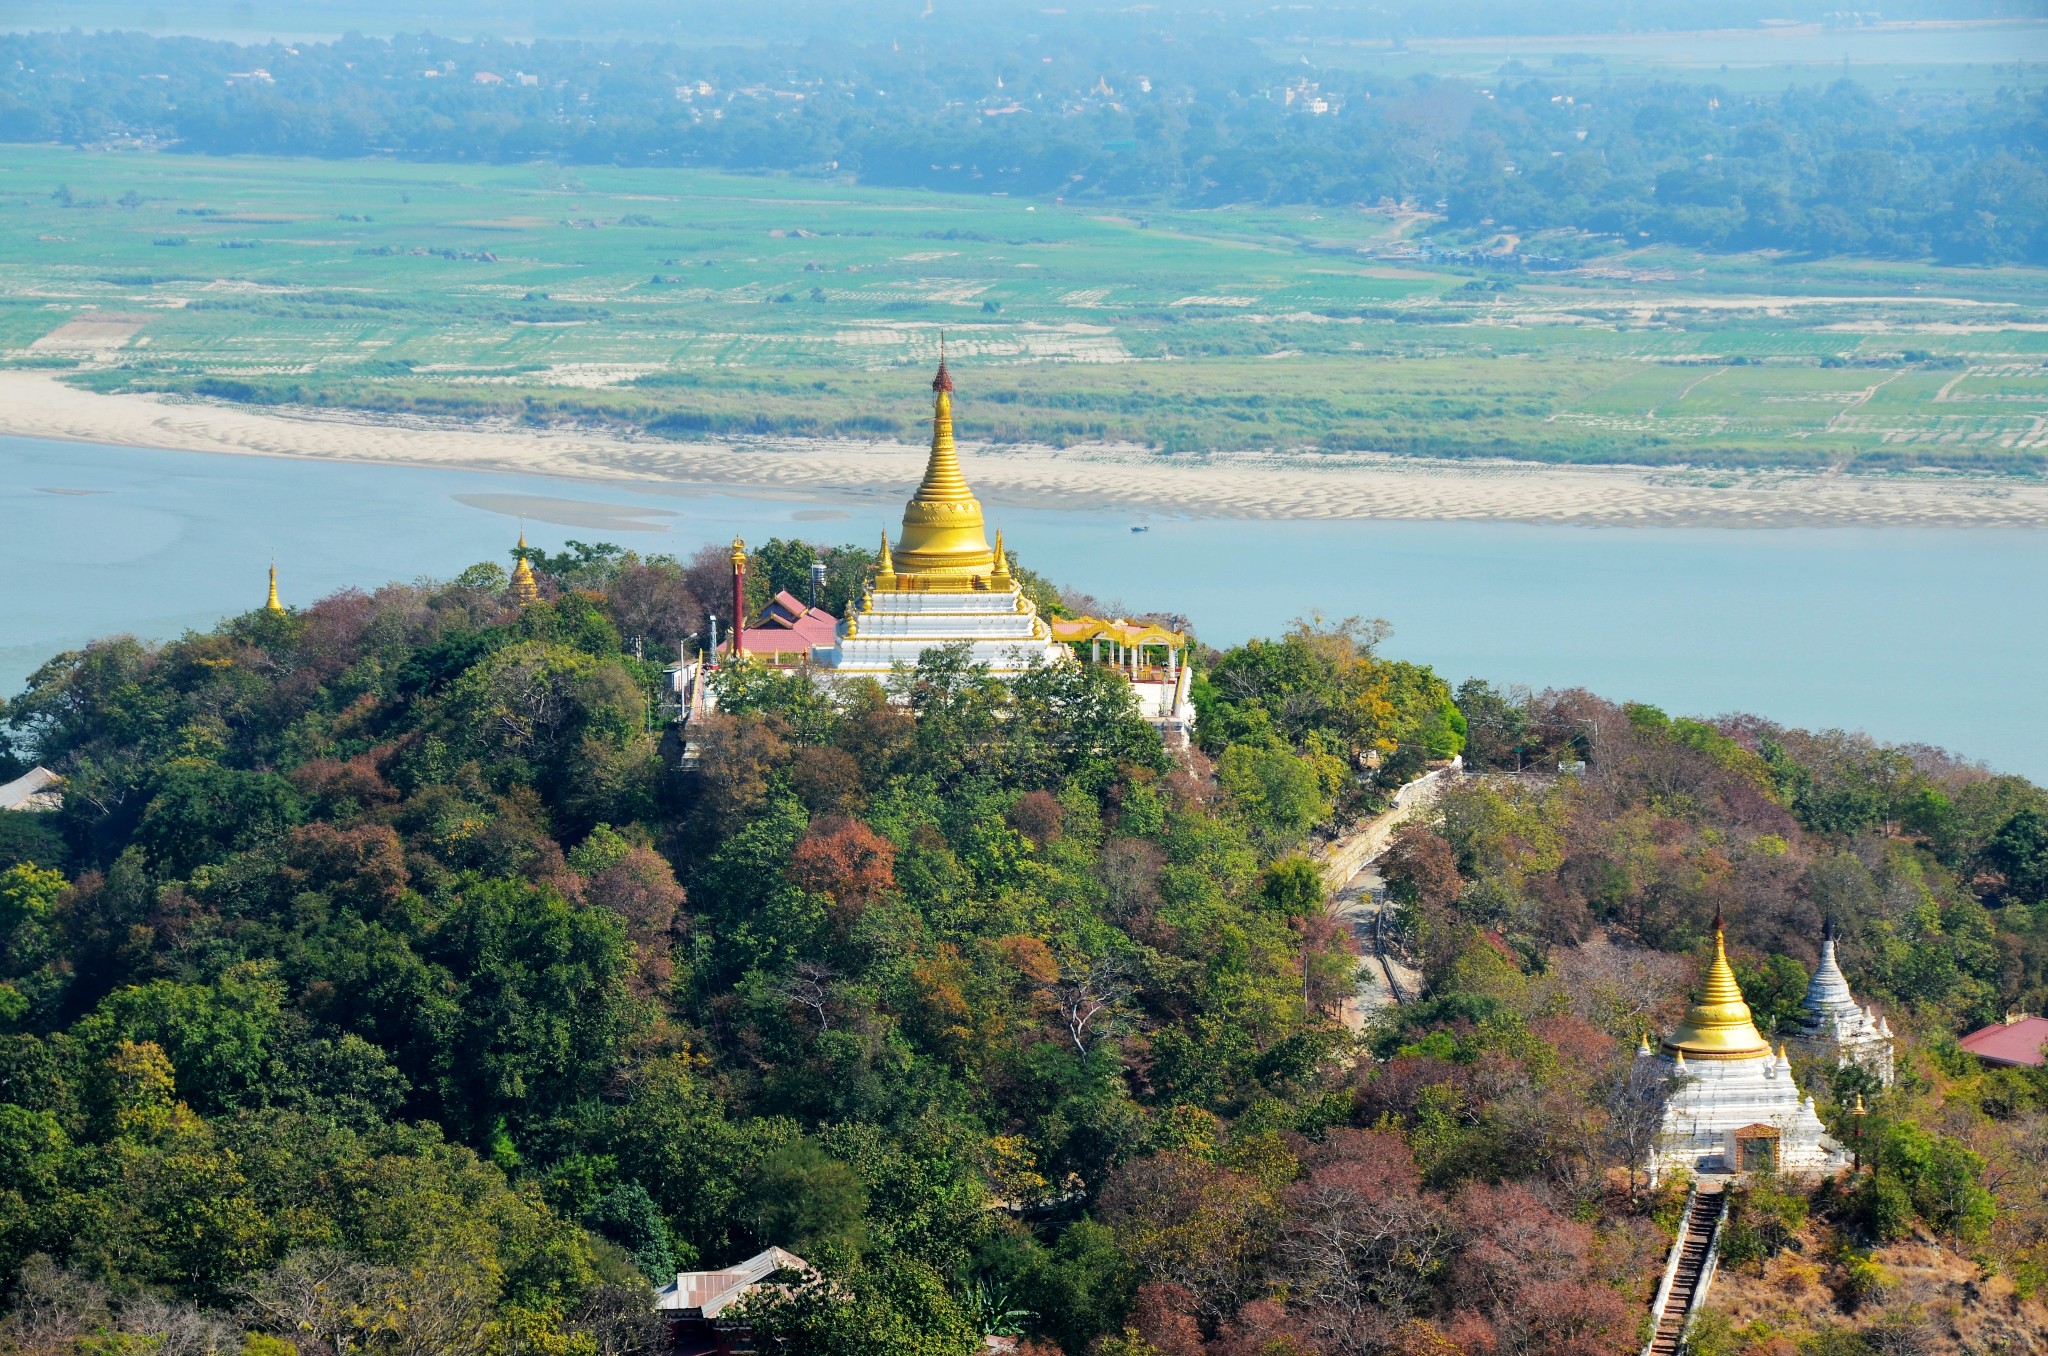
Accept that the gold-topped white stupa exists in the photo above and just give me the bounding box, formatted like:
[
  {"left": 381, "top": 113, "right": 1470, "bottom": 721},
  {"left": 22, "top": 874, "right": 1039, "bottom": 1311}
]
[
  {"left": 1647, "top": 907, "right": 1845, "bottom": 1181},
  {"left": 812, "top": 353, "right": 1064, "bottom": 677}
]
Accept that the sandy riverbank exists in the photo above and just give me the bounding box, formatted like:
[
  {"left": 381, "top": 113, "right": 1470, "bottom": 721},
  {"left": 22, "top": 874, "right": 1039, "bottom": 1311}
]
[{"left": 4, "top": 369, "right": 2045, "bottom": 529}]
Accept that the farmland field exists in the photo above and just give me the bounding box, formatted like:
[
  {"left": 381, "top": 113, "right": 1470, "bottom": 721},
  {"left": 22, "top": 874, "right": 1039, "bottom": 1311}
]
[{"left": 3, "top": 144, "right": 2046, "bottom": 472}]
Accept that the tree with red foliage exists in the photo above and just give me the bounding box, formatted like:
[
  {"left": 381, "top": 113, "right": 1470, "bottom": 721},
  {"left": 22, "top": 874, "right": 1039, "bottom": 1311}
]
[
  {"left": 582, "top": 843, "right": 687, "bottom": 996},
  {"left": 282, "top": 822, "right": 408, "bottom": 916},
  {"left": 1272, "top": 1129, "right": 1455, "bottom": 1348},
  {"left": 787, "top": 816, "right": 897, "bottom": 931},
  {"left": 1124, "top": 1282, "right": 1204, "bottom": 1356},
  {"left": 1006, "top": 789, "right": 1065, "bottom": 848},
  {"left": 1446, "top": 1181, "right": 1636, "bottom": 1356}
]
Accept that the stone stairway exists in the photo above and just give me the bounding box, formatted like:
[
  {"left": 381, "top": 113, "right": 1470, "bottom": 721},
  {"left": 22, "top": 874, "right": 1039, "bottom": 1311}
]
[{"left": 1648, "top": 1188, "right": 1724, "bottom": 1356}]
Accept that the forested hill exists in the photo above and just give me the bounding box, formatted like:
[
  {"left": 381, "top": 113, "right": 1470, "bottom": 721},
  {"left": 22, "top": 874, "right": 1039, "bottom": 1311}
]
[
  {"left": 5, "top": 25, "right": 2045, "bottom": 264},
  {"left": 1, "top": 540, "right": 2047, "bottom": 1353}
]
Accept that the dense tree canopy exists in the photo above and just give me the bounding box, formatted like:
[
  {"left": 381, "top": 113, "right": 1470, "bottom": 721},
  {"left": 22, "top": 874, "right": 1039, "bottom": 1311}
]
[{"left": 0, "top": 548, "right": 2044, "bottom": 1352}]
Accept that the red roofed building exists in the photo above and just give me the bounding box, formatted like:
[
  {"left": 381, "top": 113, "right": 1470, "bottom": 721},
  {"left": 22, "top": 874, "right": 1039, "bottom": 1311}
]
[
  {"left": 733, "top": 590, "right": 839, "bottom": 663},
  {"left": 1959, "top": 1015, "right": 2048, "bottom": 1068}
]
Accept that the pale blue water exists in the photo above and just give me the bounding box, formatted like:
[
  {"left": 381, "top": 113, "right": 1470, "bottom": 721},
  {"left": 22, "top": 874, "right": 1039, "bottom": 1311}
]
[{"left": 4, "top": 433, "right": 2045, "bottom": 781}]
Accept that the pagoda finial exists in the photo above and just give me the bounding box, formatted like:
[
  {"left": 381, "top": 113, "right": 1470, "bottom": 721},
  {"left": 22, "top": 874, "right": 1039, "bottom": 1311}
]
[
  {"left": 1662, "top": 903, "right": 1770, "bottom": 1060},
  {"left": 892, "top": 347, "right": 994, "bottom": 579},
  {"left": 876, "top": 532, "right": 897, "bottom": 591},
  {"left": 264, "top": 559, "right": 284, "bottom": 613},
  {"left": 990, "top": 528, "right": 1013, "bottom": 588}
]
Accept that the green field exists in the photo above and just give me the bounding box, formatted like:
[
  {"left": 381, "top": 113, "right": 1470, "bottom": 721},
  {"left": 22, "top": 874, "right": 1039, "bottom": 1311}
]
[{"left": 4, "top": 145, "right": 2046, "bottom": 471}]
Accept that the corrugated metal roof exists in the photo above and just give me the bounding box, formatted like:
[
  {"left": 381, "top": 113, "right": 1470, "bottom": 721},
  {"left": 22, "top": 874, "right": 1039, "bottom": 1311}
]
[
  {"left": 1959, "top": 1016, "right": 2048, "bottom": 1067},
  {"left": 0, "top": 766, "right": 60, "bottom": 811}
]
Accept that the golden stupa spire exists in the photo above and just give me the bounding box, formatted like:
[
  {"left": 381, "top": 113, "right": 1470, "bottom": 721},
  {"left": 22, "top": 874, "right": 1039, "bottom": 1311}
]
[
  {"left": 989, "top": 528, "right": 1013, "bottom": 588},
  {"left": 892, "top": 339, "right": 995, "bottom": 580},
  {"left": 875, "top": 532, "right": 897, "bottom": 591},
  {"left": 1663, "top": 905, "right": 1770, "bottom": 1060},
  {"left": 510, "top": 527, "right": 541, "bottom": 606},
  {"left": 913, "top": 337, "right": 972, "bottom": 501},
  {"left": 264, "top": 559, "right": 284, "bottom": 613}
]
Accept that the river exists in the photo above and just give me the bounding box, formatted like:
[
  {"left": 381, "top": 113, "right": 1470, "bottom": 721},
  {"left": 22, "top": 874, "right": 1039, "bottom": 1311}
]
[{"left": 5, "top": 433, "right": 2044, "bottom": 780}]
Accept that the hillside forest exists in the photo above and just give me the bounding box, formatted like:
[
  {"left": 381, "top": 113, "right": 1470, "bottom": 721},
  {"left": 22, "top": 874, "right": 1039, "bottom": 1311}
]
[{"left": 1, "top": 540, "right": 2047, "bottom": 1354}]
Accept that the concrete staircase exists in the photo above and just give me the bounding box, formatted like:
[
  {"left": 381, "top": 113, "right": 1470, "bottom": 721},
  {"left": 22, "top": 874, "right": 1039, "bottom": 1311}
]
[{"left": 1646, "top": 1187, "right": 1725, "bottom": 1356}]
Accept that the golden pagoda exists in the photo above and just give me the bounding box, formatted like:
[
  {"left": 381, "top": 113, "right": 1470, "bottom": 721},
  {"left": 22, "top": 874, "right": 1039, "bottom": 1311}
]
[
  {"left": 1662, "top": 906, "right": 1771, "bottom": 1060},
  {"left": 810, "top": 353, "right": 1062, "bottom": 677},
  {"left": 510, "top": 530, "right": 542, "bottom": 606},
  {"left": 890, "top": 348, "right": 997, "bottom": 582},
  {"left": 1647, "top": 904, "right": 1844, "bottom": 1181},
  {"left": 264, "top": 562, "right": 284, "bottom": 614}
]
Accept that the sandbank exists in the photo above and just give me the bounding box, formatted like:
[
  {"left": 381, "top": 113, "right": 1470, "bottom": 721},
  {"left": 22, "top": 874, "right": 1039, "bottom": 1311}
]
[{"left": 3, "top": 369, "right": 2046, "bottom": 530}]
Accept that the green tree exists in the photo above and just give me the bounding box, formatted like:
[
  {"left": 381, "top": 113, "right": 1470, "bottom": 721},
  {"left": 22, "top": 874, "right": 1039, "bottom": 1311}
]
[
  {"left": 136, "top": 762, "right": 305, "bottom": 878},
  {"left": 77, "top": 965, "right": 286, "bottom": 1115},
  {"left": 749, "top": 1138, "right": 871, "bottom": 1259},
  {"left": 1988, "top": 807, "right": 2048, "bottom": 903},
  {"left": 756, "top": 538, "right": 821, "bottom": 601},
  {"left": 1215, "top": 745, "right": 1331, "bottom": 855},
  {"left": 427, "top": 879, "right": 638, "bottom": 1137}
]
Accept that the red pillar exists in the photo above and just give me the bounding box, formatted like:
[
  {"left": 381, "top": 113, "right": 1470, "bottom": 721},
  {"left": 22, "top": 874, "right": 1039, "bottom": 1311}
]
[{"left": 729, "top": 538, "right": 747, "bottom": 659}]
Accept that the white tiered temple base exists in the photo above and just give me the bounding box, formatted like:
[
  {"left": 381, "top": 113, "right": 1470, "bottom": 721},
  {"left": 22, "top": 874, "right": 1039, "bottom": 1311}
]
[
  {"left": 812, "top": 586, "right": 1065, "bottom": 676},
  {"left": 1651, "top": 1051, "right": 1846, "bottom": 1183}
]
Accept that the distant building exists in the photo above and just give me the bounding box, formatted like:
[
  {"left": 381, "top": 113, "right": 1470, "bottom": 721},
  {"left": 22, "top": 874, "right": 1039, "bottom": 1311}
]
[
  {"left": 737, "top": 590, "right": 838, "bottom": 662},
  {"left": 0, "top": 767, "right": 62, "bottom": 813},
  {"left": 1782, "top": 919, "right": 1894, "bottom": 1085},
  {"left": 654, "top": 1247, "right": 810, "bottom": 1356},
  {"left": 1959, "top": 1015, "right": 2048, "bottom": 1069}
]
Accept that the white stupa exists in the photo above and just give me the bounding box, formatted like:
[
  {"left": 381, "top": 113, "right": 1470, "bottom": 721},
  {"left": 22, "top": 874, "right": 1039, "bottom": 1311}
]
[
  {"left": 1648, "top": 909, "right": 1846, "bottom": 1182},
  {"left": 1783, "top": 919, "right": 1894, "bottom": 1086}
]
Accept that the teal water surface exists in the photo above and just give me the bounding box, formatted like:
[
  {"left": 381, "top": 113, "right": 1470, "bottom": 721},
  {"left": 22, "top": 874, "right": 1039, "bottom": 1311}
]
[{"left": 4, "top": 433, "right": 2044, "bottom": 780}]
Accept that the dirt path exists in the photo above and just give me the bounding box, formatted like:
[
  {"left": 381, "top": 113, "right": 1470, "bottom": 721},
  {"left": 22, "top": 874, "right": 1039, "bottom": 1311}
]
[{"left": 1319, "top": 761, "right": 1458, "bottom": 1031}]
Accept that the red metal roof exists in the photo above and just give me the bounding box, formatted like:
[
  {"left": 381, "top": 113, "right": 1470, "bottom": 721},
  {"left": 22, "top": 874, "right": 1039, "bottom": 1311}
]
[
  {"left": 734, "top": 597, "right": 838, "bottom": 657},
  {"left": 1959, "top": 1016, "right": 2048, "bottom": 1067}
]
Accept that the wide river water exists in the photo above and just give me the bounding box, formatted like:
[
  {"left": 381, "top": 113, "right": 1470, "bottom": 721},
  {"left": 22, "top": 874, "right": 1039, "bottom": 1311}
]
[{"left": 5, "top": 433, "right": 2045, "bottom": 780}]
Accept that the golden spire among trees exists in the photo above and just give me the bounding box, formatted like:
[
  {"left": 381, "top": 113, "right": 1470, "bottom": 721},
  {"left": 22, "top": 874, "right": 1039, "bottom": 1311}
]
[
  {"left": 264, "top": 561, "right": 284, "bottom": 613},
  {"left": 510, "top": 529, "right": 541, "bottom": 607}
]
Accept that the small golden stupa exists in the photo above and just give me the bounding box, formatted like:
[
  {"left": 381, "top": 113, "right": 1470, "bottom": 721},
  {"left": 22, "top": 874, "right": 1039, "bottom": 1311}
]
[
  {"left": 264, "top": 562, "right": 284, "bottom": 613},
  {"left": 510, "top": 530, "right": 542, "bottom": 607},
  {"left": 1663, "top": 906, "right": 1772, "bottom": 1060},
  {"left": 889, "top": 347, "right": 997, "bottom": 582}
]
